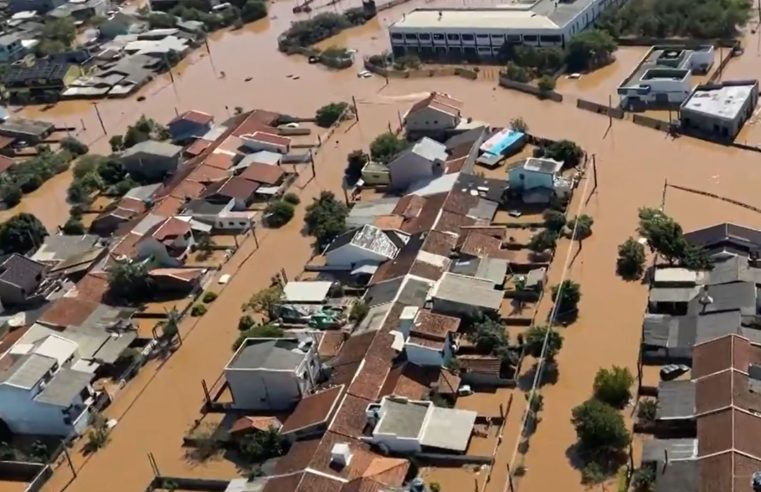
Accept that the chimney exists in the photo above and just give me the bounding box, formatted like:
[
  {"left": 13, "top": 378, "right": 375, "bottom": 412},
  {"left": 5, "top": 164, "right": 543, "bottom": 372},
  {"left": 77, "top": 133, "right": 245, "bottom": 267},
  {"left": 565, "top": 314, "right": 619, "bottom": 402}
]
[{"left": 330, "top": 443, "right": 352, "bottom": 468}]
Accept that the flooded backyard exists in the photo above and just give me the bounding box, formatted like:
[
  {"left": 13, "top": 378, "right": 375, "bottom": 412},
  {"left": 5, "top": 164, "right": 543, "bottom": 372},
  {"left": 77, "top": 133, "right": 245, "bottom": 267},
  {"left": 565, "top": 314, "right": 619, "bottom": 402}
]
[{"left": 0, "top": 0, "right": 755, "bottom": 490}]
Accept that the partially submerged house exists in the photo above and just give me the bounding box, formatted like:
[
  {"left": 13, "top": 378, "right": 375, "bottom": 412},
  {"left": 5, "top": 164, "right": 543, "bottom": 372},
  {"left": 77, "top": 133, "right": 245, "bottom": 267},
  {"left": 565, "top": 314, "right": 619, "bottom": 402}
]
[
  {"left": 224, "top": 337, "right": 321, "bottom": 411},
  {"left": 392, "top": 306, "right": 460, "bottom": 367},
  {"left": 167, "top": 110, "right": 213, "bottom": 143},
  {"left": 0, "top": 254, "right": 48, "bottom": 307},
  {"left": 507, "top": 157, "right": 572, "bottom": 204},
  {"left": 325, "top": 225, "right": 406, "bottom": 268},
  {"left": 683, "top": 222, "right": 761, "bottom": 261},
  {"left": 403, "top": 92, "right": 463, "bottom": 136},
  {"left": 119, "top": 140, "right": 183, "bottom": 180},
  {"left": 430, "top": 272, "right": 503, "bottom": 318},
  {"left": 388, "top": 137, "right": 448, "bottom": 191}
]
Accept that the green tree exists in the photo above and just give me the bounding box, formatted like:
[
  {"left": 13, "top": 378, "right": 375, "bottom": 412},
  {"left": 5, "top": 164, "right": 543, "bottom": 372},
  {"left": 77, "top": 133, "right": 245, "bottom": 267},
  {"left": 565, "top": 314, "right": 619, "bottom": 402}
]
[
  {"left": 148, "top": 12, "right": 178, "bottom": 28},
  {"left": 191, "top": 304, "right": 207, "bottom": 316},
  {"left": 315, "top": 102, "right": 349, "bottom": 128},
  {"left": 0, "top": 213, "right": 47, "bottom": 254},
  {"left": 637, "top": 398, "right": 658, "bottom": 423},
  {"left": 42, "top": 18, "right": 76, "bottom": 46},
  {"left": 98, "top": 158, "right": 127, "bottom": 185},
  {"left": 241, "top": 0, "right": 267, "bottom": 22},
  {"left": 196, "top": 234, "right": 213, "bottom": 259},
  {"left": 109, "top": 135, "right": 124, "bottom": 152},
  {"left": 528, "top": 229, "right": 557, "bottom": 253},
  {"left": 85, "top": 413, "right": 109, "bottom": 453},
  {"left": 566, "top": 29, "right": 617, "bottom": 71},
  {"left": 107, "top": 261, "right": 153, "bottom": 303},
  {"left": 593, "top": 366, "right": 634, "bottom": 408},
  {"left": 0, "top": 183, "right": 22, "bottom": 207},
  {"left": 304, "top": 191, "right": 348, "bottom": 248},
  {"left": 617, "top": 237, "right": 646, "bottom": 279},
  {"left": 62, "top": 216, "right": 86, "bottom": 234},
  {"left": 469, "top": 316, "right": 510, "bottom": 358},
  {"left": 245, "top": 284, "right": 283, "bottom": 320},
  {"left": 504, "top": 62, "right": 530, "bottom": 82},
  {"left": 509, "top": 117, "right": 528, "bottom": 133},
  {"left": 345, "top": 149, "right": 369, "bottom": 183},
  {"left": 637, "top": 208, "right": 685, "bottom": 264},
  {"left": 263, "top": 201, "right": 295, "bottom": 227},
  {"left": 537, "top": 75, "right": 556, "bottom": 93},
  {"left": 524, "top": 325, "right": 563, "bottom": 360},
  {"left": 233, "top": 324, "right": 284, "bottom": 350},
  {"left": 544, "top": 140, "right": 584, "bottom": 168},
  {"left": 569, "top": 214, "right": 594, "bottom": 240},
  {"left": 73, "top": 154, "right": 105, "bottom": 179},
  {"left": 61, "top": 137, "right": 89, "bottom": 156},
  {"left": 543, "top": 209, "right": 566, "bottom": 233},
  {"left": 349, "top": 299, "right": 369, "bottom": 322},
  {"left": 237, "top": 426, "right": 289, "bottom": 462},
  {"left": 571, "top": 398, "right": 630, "bottom": 451},
  {"left": 283, "top": 192, "right": 300, "bottom": 205},
  {"left": 279, "top": 12, "right": 351, "bottom": 48},
  {"left": 551, "top": 280, "right": 581, "bottom": 314},
  {"left": 369, "top": 132, "right": 407, "bottom": 164},
  {"left": 162, "top": 308, "right": 181, "bottom": 339},
  {"left": 631, "top": 467, "right": 655, "bottom": 492}
]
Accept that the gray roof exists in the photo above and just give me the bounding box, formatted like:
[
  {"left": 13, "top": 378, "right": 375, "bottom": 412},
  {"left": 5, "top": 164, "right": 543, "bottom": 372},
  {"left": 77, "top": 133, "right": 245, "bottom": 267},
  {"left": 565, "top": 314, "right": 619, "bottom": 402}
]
[
  {"left": 121, "top": 140, "right": 182, "bottom": 159},
  {"left": 476, "top": 257, "right": 509, "bottom": 285},
  {"left": 410, "top": 137, "right": 447, "bottom": 162},
  {"left": 695, "top": 310, "right": 743, "bottom": 343},
  {"left": 31, "top": 234, "right": 100, "bottom": 264},
  {"left": 0, "top": 353, "right": 57, "bottom": 389},
  {"left": 184, "top": 199, "right": 230, "bottom": 217},
  {"left": 432, "top": 273, "right": 503, "bottom": 310},
  {"left": 354, "top": 302, "right": 393, "bottom": 334},
  {"left": 687, "top": 282, "right": 757, "bottom": 315},
  {"left": 643, "top": 314, "right": 692, "bottom": 348},
  {"left": 649, "top": 286, "right": 700, "bottom": 304},
  {"left": 228, "top": 339, "right": 307, "bottom": 371},
  {"left": 397, "top": 277, "right": 433, "bottom": 307},
  {"left": 326, "top": 225, "right": 401, "bottom": 260},
  {"left": 420, "top": 406, "right": 478, "bottom": 452},
  {"left": 469, "top": 198, "right": 498, "bottom": 222},
  {"left": 525, "top": 267, "right": 546, "bottom": 288},
  {"left": 0, "top": 253, "right": 45, "bottom": 287},
  {"left": 654, "top": 460, "right": 697, "bottom": 492},
  {"left": 365, "top": 278, "right": 404, "bottom": 307},
  {"left": 642, "top": 438, "right": 698, "bottom": 463},
  {"left": 376, "top": 399, "right": 428, "bottom": 438},
  {"left": 125, "top": 183, "right": 162, "bottom": 201},
  {"left": 657, "top": 380, "right": 696, "bottom": 420},
  {"left": 34, "top": 368, "right": 91, "bottom": 406},
  {"left": 0, "top": 33, "right": 21, "bottom": 46},
  {"left": 346, "top": 198, "right": 400, "bottom": 229}
]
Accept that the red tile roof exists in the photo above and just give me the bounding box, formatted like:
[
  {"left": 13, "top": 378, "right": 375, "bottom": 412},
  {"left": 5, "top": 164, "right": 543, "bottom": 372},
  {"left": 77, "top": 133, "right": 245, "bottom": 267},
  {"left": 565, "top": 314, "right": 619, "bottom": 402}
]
[
  {"left": 329, "top": 393, "right": 373, "bottom": 438},
  {"left": 318, "top": 331, "right": 345, "bottom": 359},
  {"left": 232, "top": 110, "right": 280, "bottom": 137},
  {"left": 203, "top": 152, "right": 235, "bottom": 170},
  {"left": 281, "top": 385, "right": 344, "bottom": 435},
  {"left": 412, "top": 309, "right": 460, "bottom": 339},
  {"left": 0, "top": 155, "right": 14, "bottom": 174},
  {"left": 73, "top": 273, "right": 110, "bottom": 303},
  {"left": 229, "top": 416, "right": 281, "bottom": 435},
  {"left": 392, "top": 194, "right": 426, "bottom": 218},
  {"left": 240, "top": 162, "right": 285, "bottom": 185},
  {"left": 187, "top": 164, "right": 228, "bottom": 184},
  {"left": 244, "top": 131, "right": 291, "bottom": 146},
  {"left": 458, "top": 355, "right": 501, "bottom": 375},
  {"left": 151, "top": 195, "right": 186, "bottom": 217},
  {"left": 421, "top": 230, "right": 457, "bottom": 256},
  {"left": 149, "top": 217, "right": 191, "bottom": 242},
  {"left": 216, "top": 135, "right": 245, "bottom": 155},
  {"left": 693, "top": 334, "right": 761, "bottom": 379},
  {"left": 273, "top": 438, "right": 321, "bottom": 475},
  {"left": 459, "top": 231, "right": 503, "bottom": 257},
  {"left": 204, "top": 176, "right": 259, "bottom": 201},
  {"left": 329, "top": 331, "right": 376, "bottom": 387},
  {"left": 184, "top": 138, "right": 212, "bottom": 157},
  {"left": 407, "top": 92, "right": 462, "bottom": 118},
  {"left": 38, "top": 297, "right": 99, "bottom": 328},
  {"left": 173, "top": 110, "right": 213, "bottom": 126}
]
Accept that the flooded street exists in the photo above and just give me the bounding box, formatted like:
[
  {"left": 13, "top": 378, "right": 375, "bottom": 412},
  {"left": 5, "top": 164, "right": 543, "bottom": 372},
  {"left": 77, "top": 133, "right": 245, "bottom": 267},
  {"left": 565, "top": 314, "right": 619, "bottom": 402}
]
[{"left": 11, "top": 2, "right": 761, "bottom": 491}]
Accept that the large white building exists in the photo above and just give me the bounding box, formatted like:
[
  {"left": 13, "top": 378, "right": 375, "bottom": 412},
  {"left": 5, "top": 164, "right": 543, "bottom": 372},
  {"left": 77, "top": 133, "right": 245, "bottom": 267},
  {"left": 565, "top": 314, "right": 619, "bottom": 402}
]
[{"left": 388, "top": 0, "right": 624, "bottom": 60}]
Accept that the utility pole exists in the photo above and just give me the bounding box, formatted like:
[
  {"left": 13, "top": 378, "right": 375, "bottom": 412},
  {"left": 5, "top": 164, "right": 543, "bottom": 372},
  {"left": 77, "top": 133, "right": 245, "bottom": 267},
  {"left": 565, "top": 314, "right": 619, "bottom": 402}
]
[
  {"left": 92, "top": 102, "right": 107, "bottom": 135},
  {"left": 607, "top": 95, "right": 613, "bottom": 129},
  {"left": 61, "top": 440, "right": 76, "bottom": 478},
  {"left": 205, "top": 38, "right": 220, "bottom": 78},
  {"left": 352, "top": 95, "right": 359, "bottom": 121},
  {"left": 251, "top": 222, "right": 259, "bottom": 248},
  {"left": 310, "top": 149, "right": 316, "bottom": 177}
]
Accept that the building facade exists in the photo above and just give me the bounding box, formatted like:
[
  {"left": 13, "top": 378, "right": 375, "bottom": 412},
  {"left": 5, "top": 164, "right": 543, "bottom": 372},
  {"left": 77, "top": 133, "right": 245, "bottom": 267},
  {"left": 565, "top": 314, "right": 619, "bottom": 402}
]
[
  {"left": 680, "top": 80, "right": 759, "bottom": 141},
  {"left": 388, "top": 0, "right": 624, "bottom": 61}
]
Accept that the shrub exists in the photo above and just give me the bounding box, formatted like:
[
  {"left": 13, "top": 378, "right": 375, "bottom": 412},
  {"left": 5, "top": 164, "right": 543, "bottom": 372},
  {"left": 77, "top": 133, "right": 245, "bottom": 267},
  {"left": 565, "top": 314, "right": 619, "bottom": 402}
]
[
  {"left": 264, "top": 201, "right": 295, "bottom": 228},
  {"left": 0, "top": 183, "right": 22, "bottom": 207},
  {"left": 244, "top": 284, "right": 283, "bottom": 320},
  {"left": 60, "top": 137, "right": 89, "bottom": 156},
  {"left": 593, "top": 366, "right": 634, "bottom": 408},
  {"left": 617, "top": 237, "right": 646, "bottom": 279},
  {"left": 569, "top": 214, "right": 594, "bottom": 240},
  {"left": 571, "top": 398, "right": 630, "bottom": 451},
  {"left": 233, "top": 324, "right": 284, "bottom": 350},
  {"left": 543, "top": 210, "right": 566, "bottom": 233},
  {"left": 528, "top": 230, "right": 557, "bottom": 253},
  {"left": 509, "top": 117, "right": 529, "bottom": 133},
  {"left": 429, "top": 483, "right": 441, "bottom": 492},
  {"left": 504, "top": 62, "right": 531, "bottom": 82},
  {"left": 283, "top": 192, "right": 301, "bottom": 205},
  {"left": 315, "top": 102, "right": 349, "bottom": 128},
  {"left": 202, "top": 291, "right": 218, "bottom": 303},
  {"left": 238, "top": 315, "right": 255, "bottom": 331},
  {"left": 349, "top": 299, "right": 369, "bottom": 322},
  {"left": 241, "top": 0, "right": 267, "bottom": 22},
  {"left": 637, "top": 398, "right": 657, "bottom": 422},
  {"left": 62, "top": 216, "right": 86, "bottom": 235},
  {"left": 566, "top": 29, "right": 617, "bottom": 71},
  {"left": 304, "top": 191, "right": 348, "bottom": 248},
  {"left": 191, "top": 304, "right": 207, "bottom": 317},
  {"left": 551, "top": 280, "right": 581, "bottom": 315},
  {"left": 369, "top": 133, "right": 407, "bottom": 164},
  {"left": 537, "top": 75, "right": 556, "bottom": 92}
]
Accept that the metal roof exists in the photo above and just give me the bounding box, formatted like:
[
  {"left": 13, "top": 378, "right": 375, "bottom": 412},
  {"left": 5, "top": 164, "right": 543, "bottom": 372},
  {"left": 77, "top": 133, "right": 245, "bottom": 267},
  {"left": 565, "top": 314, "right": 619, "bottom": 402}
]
[
  {"left": 283, "top": 281, "right": 333, "bottom": 303},
  {"left": 657, "top": 380, "right": 696, "bottom": 420},
  {"left": 34, "top": 368, "right": 91, "bottom": 406},
  {"left": 1, "top": 353, "right": 56, "bottom": 389},
  {"left": 227, "top": 339, "right": 307, "bottom": 371},
  {"left": 432, "top": 273, "right": 503, "bottom": 310},
  {"left": 649, "top": 286, "right": 700, "bottom": 303}
]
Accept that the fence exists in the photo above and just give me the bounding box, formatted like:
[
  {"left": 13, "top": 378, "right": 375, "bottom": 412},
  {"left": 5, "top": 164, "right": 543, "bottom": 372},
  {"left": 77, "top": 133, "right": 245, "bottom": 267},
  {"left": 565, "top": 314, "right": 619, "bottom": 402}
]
[
  {"left": 498, "top": 75, "right": 563, "bottom": 102},
  {"left": 616, "top": 36, "right": 736, "bottom": 48},
  {"left": 576, "top": 98, "right": 625, "bottom": 119},
  {"left": 145, "top": 476, "right": 230, "bottom": 492},
  {"left": 632, "top": 114, "right": 672, "bottom": 132}
]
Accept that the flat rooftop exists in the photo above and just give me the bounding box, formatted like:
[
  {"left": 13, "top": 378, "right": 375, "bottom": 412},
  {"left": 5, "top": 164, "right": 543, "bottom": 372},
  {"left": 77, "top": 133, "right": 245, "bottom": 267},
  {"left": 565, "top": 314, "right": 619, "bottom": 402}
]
[
  {"left": 227, "top": 338, "right": 307, "bottom": 371},
  {"left": 390, "top": 0, "right": 599, "bottom": 32},
  {"left": 619, "top": 46, "right": 709, "bottom": 90},
  {"left": 376, "top": 398, "right": 429, "bottom": 438},
  {"left": 682, "top": 82, "right": 757, "bottom": 121}
]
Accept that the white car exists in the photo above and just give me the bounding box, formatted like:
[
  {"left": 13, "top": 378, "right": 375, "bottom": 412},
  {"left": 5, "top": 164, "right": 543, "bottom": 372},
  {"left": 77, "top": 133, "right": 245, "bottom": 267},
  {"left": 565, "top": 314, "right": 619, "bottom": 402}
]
[
  {"left": 278, "top": 122, "right": 300, "bottom": 129},
  {"left": 568, "top": 73, "right": 582, "bottom": 80},
  {"left": 357, "top": 70, "right": 373, "bottom": 78}
]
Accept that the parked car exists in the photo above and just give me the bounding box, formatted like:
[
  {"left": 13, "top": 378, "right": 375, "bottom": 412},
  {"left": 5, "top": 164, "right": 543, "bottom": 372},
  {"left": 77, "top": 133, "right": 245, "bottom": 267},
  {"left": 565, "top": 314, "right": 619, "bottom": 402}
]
[
  {"left": 278, "top": 122, "right": 300, "bottom": 129},
  {"left": 660, "top": 364, "right": 689, "bottom": 381}
]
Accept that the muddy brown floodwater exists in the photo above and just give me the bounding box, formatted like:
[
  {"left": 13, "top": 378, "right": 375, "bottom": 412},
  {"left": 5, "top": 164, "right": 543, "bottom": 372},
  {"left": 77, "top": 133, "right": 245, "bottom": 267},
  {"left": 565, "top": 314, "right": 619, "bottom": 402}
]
[{"left": 22, "top": 5, "right": 761, "bottom": 491}]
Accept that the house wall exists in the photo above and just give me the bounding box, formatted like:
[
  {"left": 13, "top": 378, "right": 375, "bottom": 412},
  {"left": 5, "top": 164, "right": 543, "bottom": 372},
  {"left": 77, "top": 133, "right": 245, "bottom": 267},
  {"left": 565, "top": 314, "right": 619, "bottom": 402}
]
[
  {"left": 0, "top": 384, "right": 86, "bottom": 436},
  {"left": 619, "top": 75, "right": 691, "bottom": 107},
  {"left": 0, "top": 279, "right": 30, "bottom": 306},
  {"left": 325, "top": 244, "right": 389, "bottom": 267},
  {"left": 405, "top": 107, "right": 459, "bottom": 132},
  {"left": 361, "top": 168, "right": 390, "bottom": 186},
  {"left": 508, "top": 168, "right": 553, "bottom": 191},
  {"left": 405, "top": 343, "right": 445, "bottom": 367},
  {"left": 136, "top": 238, "right": 180, "bottom": 267},
  {"left": 122, "top": 152, "right": 179, "bottom": 179},
  {"left": 371, "top": 432, "right": 422, "bottom": 453},
  {"left": 681, "top": 85, "right": 758, "bottom": 140},
  {"left": 226, "top": 369, "right": 303, "bottom": 410},
  {"left": 241, "top": 140, "right": 289, "bottom": 154},
  {"left": 389, "top": 153, "right": 440, "bottom": 191}
]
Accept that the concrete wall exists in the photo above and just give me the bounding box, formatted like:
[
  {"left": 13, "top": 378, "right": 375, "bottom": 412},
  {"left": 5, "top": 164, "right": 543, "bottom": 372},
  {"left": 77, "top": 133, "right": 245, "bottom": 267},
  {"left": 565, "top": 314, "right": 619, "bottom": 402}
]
[
  {"left": 389, "top": 152, "right": 439, "bottom": 190},
  {"left": 371, "top": 432, "right": 422, "bottom": 453},
  {"left": 405, "top": 343, "right": 445, "bottom": 367},
  {"left": 0, "top": 385, "right": 75, "bottom": 436},
  {"left": 405, "top": 107, "right": 459, "bottom": 132},
  {"left": 225, "top": 369, "right": 303, "bottom": 410},
  {"left": 576, "top": 98, "right": 625, "bottom": 119},
  {"left": 498, "top": 75, "right": 563, "bottom": 102}
]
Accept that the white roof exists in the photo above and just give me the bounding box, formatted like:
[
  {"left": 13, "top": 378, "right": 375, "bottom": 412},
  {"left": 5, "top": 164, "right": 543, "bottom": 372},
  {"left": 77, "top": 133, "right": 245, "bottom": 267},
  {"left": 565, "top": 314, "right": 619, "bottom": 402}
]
[
  {"left": 654, "top": 268, "right": 699, "bottom": 284},
  {"left": 410, "top": 137, "right": 448, "bottom": 163},
  {"left": 391, "top": 8, "right": 558, "bottom": 30},
  {"left": 33, "top": 335, "right": 78, "bottom": 366},
  {"left": 282, "top": 281, "right": 333, "bottom": 303},
  {"left": 421, "top": 407, "right": 477, "bottom": 452},
  {"left": 407, "top": 172, "right": 459, "bottom": 197}
]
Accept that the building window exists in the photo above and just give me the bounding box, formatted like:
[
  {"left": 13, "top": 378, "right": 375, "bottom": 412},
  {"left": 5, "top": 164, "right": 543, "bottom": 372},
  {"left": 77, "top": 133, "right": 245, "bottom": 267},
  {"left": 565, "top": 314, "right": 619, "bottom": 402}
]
[
  {"left": 462, "top": 34, "right": 474, "bottom": 41},
  {"left": 433, "top": 33, "right": 445, "bottom": 40},
  {"left": 523, "top": 34, "right": 537, "bottom": 42},
  {"left": 405, "top": 33, "right": 417, "bottom": 40},
  {"left": 506, "top": 34, "right": 521, "bottom": 42},
  {"left": 540, "top": 35, "right": 562, "bottom": 43},
  {"left": 446, "top": 33, "right": 460, "bottom": 41},
  {"left": 419, "top": 33, "right": 431, "bottom": 40},
  {"left": 391, "top": 33, "right": 403, "bottom": 40},
  {"left": 476, "top": 34, "right": 489, "bottom": 39}
]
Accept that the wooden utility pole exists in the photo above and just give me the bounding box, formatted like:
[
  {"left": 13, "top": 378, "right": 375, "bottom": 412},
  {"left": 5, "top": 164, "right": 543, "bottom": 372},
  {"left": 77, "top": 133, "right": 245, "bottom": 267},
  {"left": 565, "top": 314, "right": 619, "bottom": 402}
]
[
  {"left": 352, "top": 95, "right": 359, "bottom": 121},
  {"left": 61, "top": 441, "right": 76, "bottom": 478},
  {"left": 310, "top": 149, "right": 316, "bottom": 177},
  {"left": 92, "top": 102, "right": 107, "bottom": 135}
]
